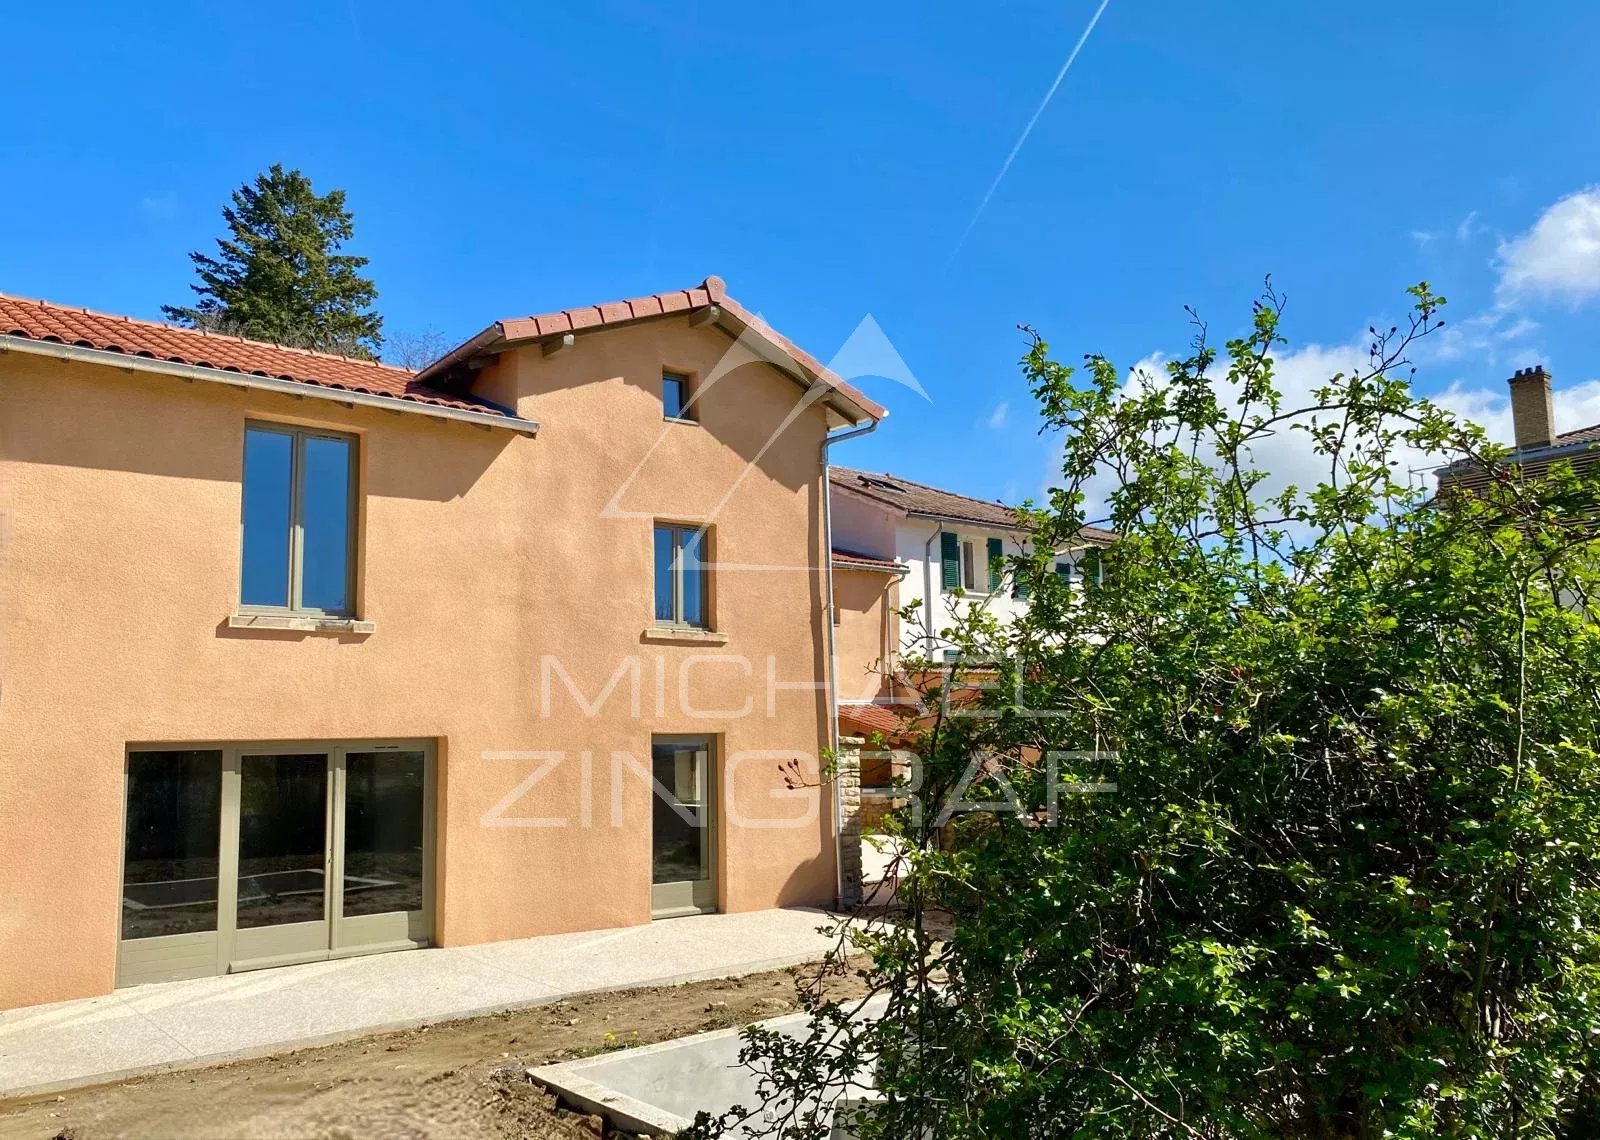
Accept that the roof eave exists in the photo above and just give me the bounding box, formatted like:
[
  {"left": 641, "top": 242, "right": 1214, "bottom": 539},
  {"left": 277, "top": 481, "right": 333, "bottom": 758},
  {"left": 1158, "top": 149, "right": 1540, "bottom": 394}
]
[
  {"left": 901, "top": 510, "right": 1117, "bottom": 547},
  {"left": 708, "top": 301, "right": 885, "bottom": 426},
  {"left": 1435, "top": 437, "right": 1600, "bottom": 476},
  {"left": 2, "top": 335, "right": 539, "bottom": 435},
  {"left": 415, "top": 289, "right": 887, "bottom": 428},
  {"left": 413, "top": 323, "right": 508, "bottom": 385},
  {"left": 905, "top": 509, "right": 1029, "bottom": 530},
  {"left": 831, "top": 557, "right": 909, "bottom": 576}
]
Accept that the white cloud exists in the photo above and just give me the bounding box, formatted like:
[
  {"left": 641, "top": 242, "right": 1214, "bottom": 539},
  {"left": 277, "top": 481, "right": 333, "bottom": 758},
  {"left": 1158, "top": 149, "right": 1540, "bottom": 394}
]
[
  {"left": 1059, "top": 342, "right": 1394, "bottom": 524},
  {"left": 1053, "top": 340, "right": 1541, "bottom": 525},
  {"left": 1046, "top": 183, "right": 1600, "bottom": 528},
  {"left": 985, "top": 401, "right": 1009, "bottom": 429},
  {"left": 1433, "top": 375, "right": 1600, "bottom": 447},
  {"left": 1056, "top": 338, "right": 1600, "bottom": 529},
  {"left": 1495, "top": 187, "right": 1600, "bottom": 305},
  {"left": 1423, "top": 308, "right": 1540, "bottom": 365}
]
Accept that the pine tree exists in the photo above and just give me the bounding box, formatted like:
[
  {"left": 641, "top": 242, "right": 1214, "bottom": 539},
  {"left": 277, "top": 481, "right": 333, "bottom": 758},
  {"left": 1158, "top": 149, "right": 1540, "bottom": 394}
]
[{"left": 163, "top": 165, "right": 384, "bottom": 359}]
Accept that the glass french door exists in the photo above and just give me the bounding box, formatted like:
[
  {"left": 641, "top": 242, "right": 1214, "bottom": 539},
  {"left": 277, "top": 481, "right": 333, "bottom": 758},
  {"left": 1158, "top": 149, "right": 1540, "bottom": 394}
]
[
  {"left": 117, "top": 741, "right": 432, "bottom": 986},
  {"left": 229, "top": 746, "right": 430, "bottom": 971},
  {"left": 231, "top": 750, "right": 333, "bottom": 966},
  {"left": 650, "top": 736, "right": 717, "bottom": 917}
]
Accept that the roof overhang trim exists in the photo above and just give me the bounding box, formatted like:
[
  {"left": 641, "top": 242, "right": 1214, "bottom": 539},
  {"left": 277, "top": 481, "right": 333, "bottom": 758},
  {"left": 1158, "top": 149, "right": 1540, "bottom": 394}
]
[
  {"left": 831, "top": 557, "right": 909, "bottom": 576},
  {"left": 0, "top": 336, "right": 539, "bottom": 435},
  {"left": 418, "top": 301, "right": 882, "bottom": 428},
  {"left": 907, "top": 509, "right": 1029, "bottom": 530}
]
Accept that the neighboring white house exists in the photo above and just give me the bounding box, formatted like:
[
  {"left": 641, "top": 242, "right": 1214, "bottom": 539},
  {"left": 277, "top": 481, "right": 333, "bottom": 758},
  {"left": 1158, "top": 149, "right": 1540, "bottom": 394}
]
[{"left": 829, "top": 466, "right": 1115, "bottom": 663}]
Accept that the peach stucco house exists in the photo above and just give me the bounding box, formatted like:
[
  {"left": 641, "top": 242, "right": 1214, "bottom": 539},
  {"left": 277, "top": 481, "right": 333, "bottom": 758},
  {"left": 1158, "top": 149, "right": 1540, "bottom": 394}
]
[{"left": 0, "top": 276, "right": 886, "bottom": 1009}]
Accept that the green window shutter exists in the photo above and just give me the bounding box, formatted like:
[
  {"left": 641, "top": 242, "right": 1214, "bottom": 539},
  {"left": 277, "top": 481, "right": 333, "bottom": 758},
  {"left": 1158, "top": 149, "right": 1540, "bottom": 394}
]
[
  {"left": 986, "top": 538, "right": 1003, "bottom": 591},
  {"left": 1014, "top": 573, "right": 1031, "bottom": 599},
  {"left": 940, "top": 531, "right": 961, "bottom": 590},
  {"left": 1080, "top": 548, "right": 1102, "bottom": 585}
]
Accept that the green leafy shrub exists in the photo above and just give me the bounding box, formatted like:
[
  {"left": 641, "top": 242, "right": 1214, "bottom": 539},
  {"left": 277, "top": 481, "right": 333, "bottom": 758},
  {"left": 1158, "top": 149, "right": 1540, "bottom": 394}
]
[{"left": 691, "top": 284, "right": 1600, "bottom": 1139}]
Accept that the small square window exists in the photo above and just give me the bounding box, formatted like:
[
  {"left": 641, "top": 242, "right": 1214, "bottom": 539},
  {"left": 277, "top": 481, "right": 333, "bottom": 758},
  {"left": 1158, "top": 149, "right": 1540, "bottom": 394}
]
[{"left": 663, "top": 372, "right": 694, "bottom": 421}]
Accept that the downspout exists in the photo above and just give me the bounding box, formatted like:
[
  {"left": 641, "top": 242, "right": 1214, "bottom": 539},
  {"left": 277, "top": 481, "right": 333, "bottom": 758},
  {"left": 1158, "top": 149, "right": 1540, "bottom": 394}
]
[
  {"left": 922, "top": 522, "right": 943, "bottom": 658},
  {"left": 819, "top": 407, "right": 880, "bottom": 907}
]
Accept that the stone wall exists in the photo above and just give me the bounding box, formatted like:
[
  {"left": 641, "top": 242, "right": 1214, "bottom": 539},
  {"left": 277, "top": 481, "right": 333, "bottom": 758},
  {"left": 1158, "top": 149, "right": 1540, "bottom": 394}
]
[{"left": 836, "top": 735, "right": 864, "bottom": 906}]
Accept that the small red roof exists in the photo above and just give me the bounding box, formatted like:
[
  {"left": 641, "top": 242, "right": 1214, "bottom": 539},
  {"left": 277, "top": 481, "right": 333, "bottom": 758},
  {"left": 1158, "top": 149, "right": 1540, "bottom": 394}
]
[
  {"left": 839, "top": 702, "right": 914, "bottom": 740},
  {"left": 0, "top": 293, "right": 508, "bottom": 418},
  {"left": 831, "top": 547, "right": 905, "bottom": 573}
]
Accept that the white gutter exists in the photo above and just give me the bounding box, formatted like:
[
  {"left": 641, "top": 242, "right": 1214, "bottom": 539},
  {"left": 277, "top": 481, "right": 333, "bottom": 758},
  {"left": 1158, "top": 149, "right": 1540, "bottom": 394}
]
[
  {"left": 820, "top": 407, "right": 881, "bottom": 908},
  {"left": 922, "top": 522, "right": 943, "bottom": 658},
  {"left": 0, "top": 336, "right": 540, "bottom": 436}
]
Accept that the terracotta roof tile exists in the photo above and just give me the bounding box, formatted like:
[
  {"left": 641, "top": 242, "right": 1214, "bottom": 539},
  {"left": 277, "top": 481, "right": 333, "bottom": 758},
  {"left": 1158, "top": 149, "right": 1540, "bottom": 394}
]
[
  {"left": 831, "top": 547, "right": 906, "bottom": 573},
  {"left": 567, "top": 307, "right": 604, "bottom": 331},
  {"left": 839, "top": 702, "right": 914, "bottom": 740},
  {"left": 0, "top": 293, "right": 510, "bottom": 418},
  {"left": 536, "top": 312, "right": 571, "bottom": 337},
  {"left": 831, "top": 465, "right": 1117, "bottom": 543},
  {"left": 422, "top": 276, "right": 888, "bottom": 425}
]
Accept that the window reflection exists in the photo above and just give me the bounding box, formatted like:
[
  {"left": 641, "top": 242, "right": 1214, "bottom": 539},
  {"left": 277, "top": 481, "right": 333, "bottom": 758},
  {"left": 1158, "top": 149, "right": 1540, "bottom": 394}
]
[{"left": 122, "top": 751, "right": 222, "bottom": 940}]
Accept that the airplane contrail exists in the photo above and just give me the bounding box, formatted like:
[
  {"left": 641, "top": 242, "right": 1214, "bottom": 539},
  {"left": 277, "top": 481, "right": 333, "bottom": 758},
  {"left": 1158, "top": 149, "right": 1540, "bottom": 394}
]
[{"left": 951, "top": 0, "right": 1115, "bottom": 259}]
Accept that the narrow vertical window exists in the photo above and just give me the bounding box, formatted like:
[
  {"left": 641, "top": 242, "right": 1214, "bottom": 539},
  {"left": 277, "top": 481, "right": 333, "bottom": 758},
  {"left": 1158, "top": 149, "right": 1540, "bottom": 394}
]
[
  {"left": 300, "top": 435, "right": 354, "bottom": 613},
  {"left": 653, "top": 525, "right": 677, "bottom": 622},
  {"left": 962, "top": 540, "right": 976, "bottom": 591},
  {"left": 653, "top": 523, "right": 710, "bottom": 628},
  {"left": 680, "top": 528, "right": 706, "bottom": 627},
  {"left": 663, "top": 372, "right": 693, "bottom": 421},
  {"left": 241, "top": 429, "right": 294, "bottom": 608},
  {"left": 241, "top": 424, "right": 357, "bottom": 615}
]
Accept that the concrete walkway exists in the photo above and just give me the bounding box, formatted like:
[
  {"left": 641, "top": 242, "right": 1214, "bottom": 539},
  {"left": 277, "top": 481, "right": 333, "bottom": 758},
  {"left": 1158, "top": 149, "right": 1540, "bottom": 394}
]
[{"left": 0, "top": 907, "right": 843, "bottom": 1099}]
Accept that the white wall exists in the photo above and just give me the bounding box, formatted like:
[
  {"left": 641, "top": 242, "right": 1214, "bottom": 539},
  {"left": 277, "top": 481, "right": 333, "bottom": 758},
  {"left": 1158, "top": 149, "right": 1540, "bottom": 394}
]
[
  {"left": 830, "top": 488, "right": 898, "bottom": 556},
  {"left": 894, "top": 520, "right": 1094, "bottom": 657},
  {"left": 826, "top": 484, "right": 1090, "bottom": 661}
]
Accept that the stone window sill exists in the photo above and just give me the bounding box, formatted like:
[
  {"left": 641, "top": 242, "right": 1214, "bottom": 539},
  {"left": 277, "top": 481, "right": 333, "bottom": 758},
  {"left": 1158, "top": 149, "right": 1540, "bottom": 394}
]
[
  {"left": 640, "top": 626, "right": 729, "bottom": 646},
  {"left": 227, "top": 613, "right": 376, "bottom": 635}
]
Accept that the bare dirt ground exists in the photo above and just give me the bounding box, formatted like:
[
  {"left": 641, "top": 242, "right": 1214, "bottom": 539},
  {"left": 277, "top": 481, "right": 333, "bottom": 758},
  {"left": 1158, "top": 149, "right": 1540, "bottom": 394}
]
[{"left": 0, "top": 964, "right": 870, "bottom": 1140}]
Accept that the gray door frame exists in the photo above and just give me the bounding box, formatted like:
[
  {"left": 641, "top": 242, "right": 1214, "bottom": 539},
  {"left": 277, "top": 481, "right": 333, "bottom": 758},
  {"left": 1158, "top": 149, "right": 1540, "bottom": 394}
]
[
  {"left": 649, "top": 734, "right": 718, "bottom": 919},
  {"left": 116, "top": 739, "right": 435, "bottom": 988}
]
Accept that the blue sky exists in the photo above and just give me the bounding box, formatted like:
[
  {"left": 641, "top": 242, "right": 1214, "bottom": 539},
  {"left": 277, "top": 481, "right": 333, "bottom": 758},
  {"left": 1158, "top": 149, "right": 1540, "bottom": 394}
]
[{"left": 4, "top": 1, "right": 1600, "bottom": 509}]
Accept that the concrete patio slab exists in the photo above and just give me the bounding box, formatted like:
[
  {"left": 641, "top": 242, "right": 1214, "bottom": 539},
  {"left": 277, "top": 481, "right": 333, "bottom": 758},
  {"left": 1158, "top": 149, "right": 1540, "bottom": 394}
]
[
  {"left": 0, "top": 907, "right": 841, "bottom": 1099},
  {"left": 531, "top": 991, "right": 887, "bottom": 1136}
]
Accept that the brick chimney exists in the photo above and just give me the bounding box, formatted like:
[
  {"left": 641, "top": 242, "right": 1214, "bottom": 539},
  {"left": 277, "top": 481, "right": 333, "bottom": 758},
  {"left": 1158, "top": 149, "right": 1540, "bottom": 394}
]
[{"left": 1508, "top": 365, "right": 1555, "bottom": 450}]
